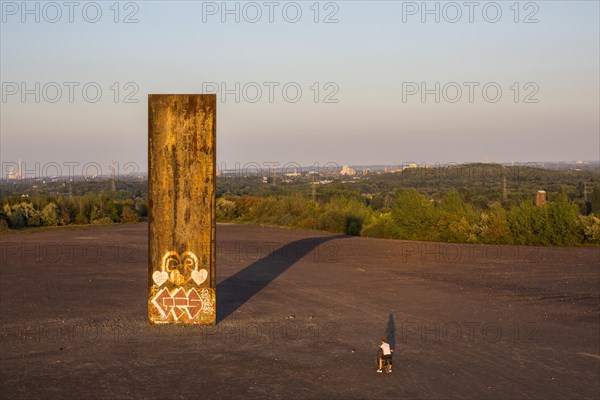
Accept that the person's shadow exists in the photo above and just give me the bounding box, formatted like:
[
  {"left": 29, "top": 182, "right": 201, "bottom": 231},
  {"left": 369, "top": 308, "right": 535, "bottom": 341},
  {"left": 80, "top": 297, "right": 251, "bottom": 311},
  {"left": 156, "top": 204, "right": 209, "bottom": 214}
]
[
  {"left": 216, "top": 234, "right": 346, "bottom": 322},
  {"left": 385, "top": 313, "right": 396, "bottom": 351}
]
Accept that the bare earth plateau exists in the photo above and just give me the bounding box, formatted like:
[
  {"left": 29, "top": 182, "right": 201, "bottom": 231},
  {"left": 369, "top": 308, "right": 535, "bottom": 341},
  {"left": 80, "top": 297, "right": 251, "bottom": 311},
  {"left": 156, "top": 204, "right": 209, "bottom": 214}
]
[{"left": 1, "top": 223, "right": 599, "bottom": 399}]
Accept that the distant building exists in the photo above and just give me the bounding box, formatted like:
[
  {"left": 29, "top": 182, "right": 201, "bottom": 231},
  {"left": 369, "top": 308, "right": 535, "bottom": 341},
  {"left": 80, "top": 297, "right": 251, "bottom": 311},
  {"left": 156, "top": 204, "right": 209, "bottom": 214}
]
[
  {"left": 6, "top": 158, "right": 23, "bottom": 180},
  {"left": 340, "top": 165, "right": 356, "bottom": 176},
  {"left": 535, "top": 190, "right": 547, "bottom": 207},
  {"left": 284, "top": 168, "right": 301, "bottom": 177}
]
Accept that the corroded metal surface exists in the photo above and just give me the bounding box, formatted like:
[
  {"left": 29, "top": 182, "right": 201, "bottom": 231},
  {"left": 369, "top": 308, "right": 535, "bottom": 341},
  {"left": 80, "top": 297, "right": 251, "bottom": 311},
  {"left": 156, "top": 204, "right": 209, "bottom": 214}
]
[{"left": 148, "top": 94, "right": 216, "bottom": 324}]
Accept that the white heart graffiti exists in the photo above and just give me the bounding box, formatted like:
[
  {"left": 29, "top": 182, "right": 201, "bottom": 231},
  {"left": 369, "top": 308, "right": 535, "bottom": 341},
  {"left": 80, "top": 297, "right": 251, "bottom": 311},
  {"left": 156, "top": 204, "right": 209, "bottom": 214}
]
[
  {"left": 152, "top": 270, "right": 168, "bottom": 287},
  {"left": 152, "top": 250, "right": 208, "bottom": 286}
]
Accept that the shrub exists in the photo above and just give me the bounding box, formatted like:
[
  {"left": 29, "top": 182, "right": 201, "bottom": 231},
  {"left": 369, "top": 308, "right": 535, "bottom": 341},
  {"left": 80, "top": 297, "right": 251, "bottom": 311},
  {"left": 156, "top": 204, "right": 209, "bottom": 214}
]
[
  {"left": 74, "top": 213, "right": 89, "bottom": 225},
  {"left": 91, "top": 217, "right": 113, "bottom": 225},
  {"left": 580, "top": 215, "right": 600, "bottom": 244},
  {"left": 121, "top": 207, "right": 139, "bottom": 224},
  {"left": 344, "top": 215, "right": 362, "bottom": 236}
]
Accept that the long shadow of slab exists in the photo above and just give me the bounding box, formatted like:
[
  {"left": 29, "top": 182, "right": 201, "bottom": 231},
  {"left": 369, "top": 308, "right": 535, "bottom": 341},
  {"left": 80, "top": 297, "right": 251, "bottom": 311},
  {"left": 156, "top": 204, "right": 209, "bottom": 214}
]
[{"left": 217, "top": 234, "right": 346, "bottom": 322}]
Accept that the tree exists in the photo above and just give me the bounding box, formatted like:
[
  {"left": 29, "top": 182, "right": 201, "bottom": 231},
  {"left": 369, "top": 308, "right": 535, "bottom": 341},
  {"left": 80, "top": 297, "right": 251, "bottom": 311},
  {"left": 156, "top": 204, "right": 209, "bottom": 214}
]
[
  {"left": 41, "top": 202, "right": 60, "bottom": 226},
  {"left": 546, "top": 194, "right": 582, "bottom": 245},
  {"left": 8, "top": 206, "right": 26, "bottom": 228},
  {"left": 507, "top": 201, "right": 535, "bottom": 245},
  {"left": 531, "top": 205, "right": 552, "bottom": 245},
  {"left": 479, "top": 207, "right": 511, "bottom": 244},
  {"left": 4, "top": 202, "right": 42, "bottom": 228},
  {"left": 391, "top": 190, "right": 436, "bottom": 240},
  {"left": 361, "top": 213, "right": 396, "bottom": 239},
  {"left": 591, "top": 184, "right": 600, "bottom": 215},
  {"left": 435, "top": 191, "right": 477, "bottom": 242}
]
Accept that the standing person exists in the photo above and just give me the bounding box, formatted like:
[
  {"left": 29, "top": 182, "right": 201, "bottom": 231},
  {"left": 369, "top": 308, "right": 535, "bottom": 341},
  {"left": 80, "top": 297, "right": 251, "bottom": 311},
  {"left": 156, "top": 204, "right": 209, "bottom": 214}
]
[{"left": 377, "top": 338, "right": 393, "bottom": 373}]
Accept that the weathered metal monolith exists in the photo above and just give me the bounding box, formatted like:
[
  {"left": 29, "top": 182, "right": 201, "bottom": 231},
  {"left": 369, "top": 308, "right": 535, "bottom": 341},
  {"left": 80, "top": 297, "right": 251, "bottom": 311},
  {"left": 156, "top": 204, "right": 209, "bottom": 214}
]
[{"left": 148, "top": 94, "right": 216, "bottom": 324}]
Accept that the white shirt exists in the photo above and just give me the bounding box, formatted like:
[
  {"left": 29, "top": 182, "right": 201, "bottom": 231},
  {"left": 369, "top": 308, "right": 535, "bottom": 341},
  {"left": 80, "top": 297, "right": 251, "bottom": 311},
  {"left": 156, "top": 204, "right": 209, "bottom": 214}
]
[{"left": 380, "top": 342, "right": 391, "bottom": 355}]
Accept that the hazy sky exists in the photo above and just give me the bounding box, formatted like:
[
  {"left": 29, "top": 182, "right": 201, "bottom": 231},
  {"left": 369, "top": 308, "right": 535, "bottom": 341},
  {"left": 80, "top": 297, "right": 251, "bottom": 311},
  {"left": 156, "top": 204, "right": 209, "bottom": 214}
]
[{"left": 1, "top": 1, "right": 599, "bottom": 175}]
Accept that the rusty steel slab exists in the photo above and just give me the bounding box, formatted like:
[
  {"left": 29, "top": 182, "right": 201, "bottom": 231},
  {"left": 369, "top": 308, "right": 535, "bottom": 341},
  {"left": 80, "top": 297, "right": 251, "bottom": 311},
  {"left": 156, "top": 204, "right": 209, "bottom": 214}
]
[{"left": 148, "top": 94, "right": 216, "bottom": 324}]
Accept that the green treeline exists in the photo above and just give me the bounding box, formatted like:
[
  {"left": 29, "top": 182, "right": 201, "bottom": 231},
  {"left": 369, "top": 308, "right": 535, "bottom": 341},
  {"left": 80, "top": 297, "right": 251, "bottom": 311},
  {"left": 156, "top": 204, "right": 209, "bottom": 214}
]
[
  {"left": 1, "top": 193, "right": 147, "bottom": 230},
  {"left": 2, "top": 163, "right": 599, "bottom": 246},
  {"left": 217, "top": 191, "right": 600, "bottom": 246},
  {"left": 2, "top": 190, "right": 599, "bottom": 245}
]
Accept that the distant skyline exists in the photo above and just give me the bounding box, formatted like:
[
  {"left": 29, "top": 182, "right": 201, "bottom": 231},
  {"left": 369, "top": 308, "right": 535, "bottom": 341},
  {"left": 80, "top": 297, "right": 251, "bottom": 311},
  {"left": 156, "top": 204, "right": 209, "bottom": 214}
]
[
  {"left": 1, "top": 1, "right": 599, "bottom": 170},
  {"left": 2, "top": 158, "right": 597, "bottom": 180}
]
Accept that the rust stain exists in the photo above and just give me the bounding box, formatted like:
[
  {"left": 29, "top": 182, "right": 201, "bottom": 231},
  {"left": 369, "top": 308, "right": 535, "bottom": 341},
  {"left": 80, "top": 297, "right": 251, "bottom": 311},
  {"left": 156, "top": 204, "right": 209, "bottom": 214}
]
[{"left": 148, "top": 94, "right": 216, "bottom": 325}]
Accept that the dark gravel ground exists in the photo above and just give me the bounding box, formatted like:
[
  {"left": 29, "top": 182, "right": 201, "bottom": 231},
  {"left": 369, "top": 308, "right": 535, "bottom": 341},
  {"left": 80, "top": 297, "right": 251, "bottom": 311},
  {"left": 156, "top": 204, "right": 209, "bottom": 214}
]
[{"left": 1, "top": 223, "right": 599, "bottom": 399}]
